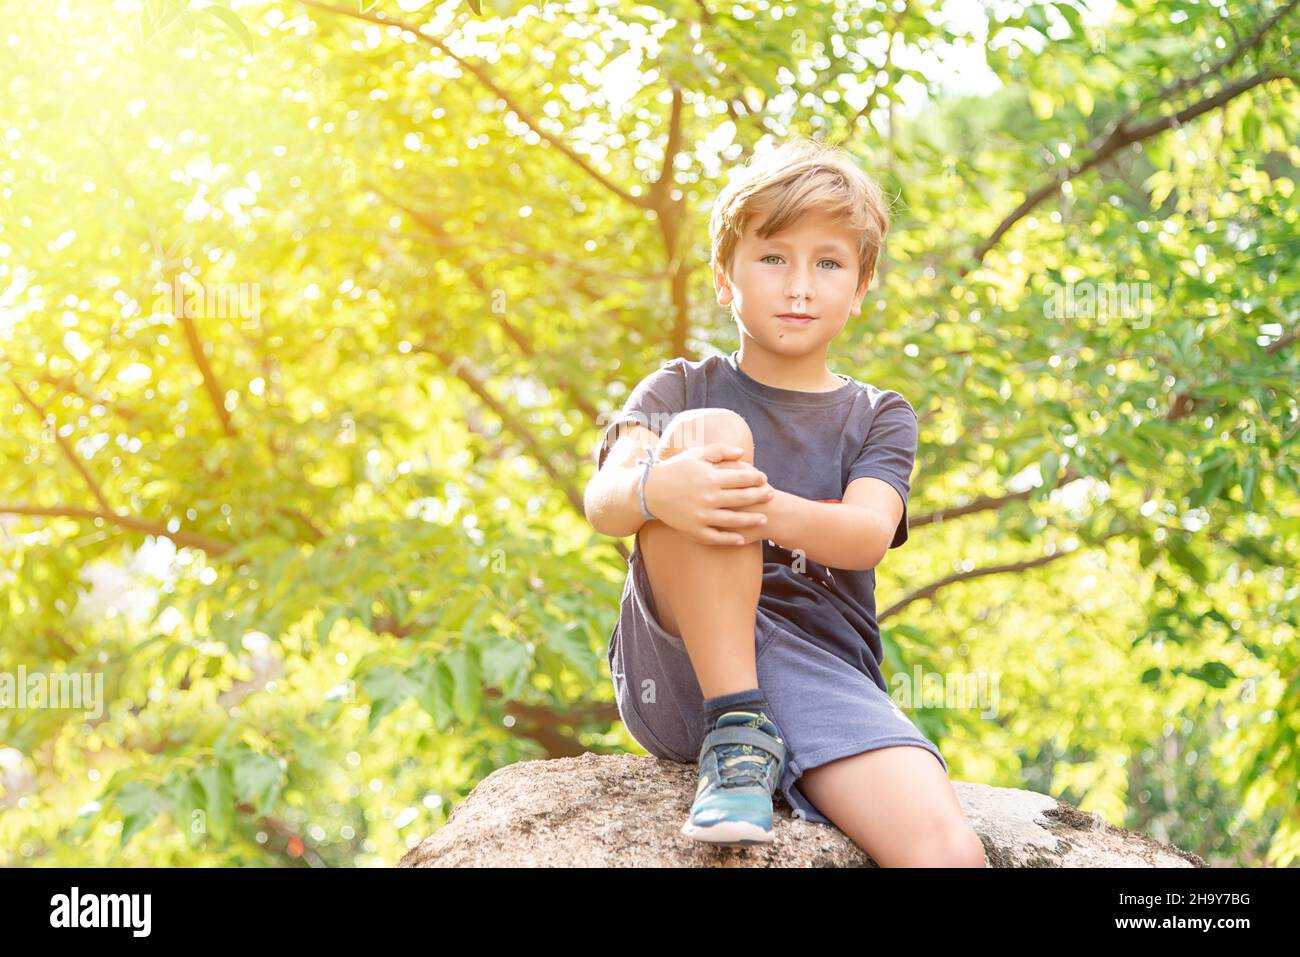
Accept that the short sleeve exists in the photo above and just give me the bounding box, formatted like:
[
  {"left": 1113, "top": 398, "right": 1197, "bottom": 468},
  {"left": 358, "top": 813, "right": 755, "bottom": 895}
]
[
  {"left": 594, "top": 359, "right": 687, "bottom": 472},
  {"left": 845, "top": 392, "right": 919, "bottom": 549}
]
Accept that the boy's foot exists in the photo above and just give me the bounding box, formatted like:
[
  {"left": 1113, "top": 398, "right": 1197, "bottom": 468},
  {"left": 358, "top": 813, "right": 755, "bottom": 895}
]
[{"left": 680, "top": 710, "right": 787, "bottom": 845}]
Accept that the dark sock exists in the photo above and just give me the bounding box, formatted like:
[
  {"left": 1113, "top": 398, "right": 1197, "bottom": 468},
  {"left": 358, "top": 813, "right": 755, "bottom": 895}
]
[{"left": 702, "top": 686, "right": 772, "bottom": 730}]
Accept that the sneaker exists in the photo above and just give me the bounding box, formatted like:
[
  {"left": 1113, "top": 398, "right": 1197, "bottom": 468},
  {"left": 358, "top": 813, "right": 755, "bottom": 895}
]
[{"left": 680, "top": 710, "right": 787, "bottom": 845}]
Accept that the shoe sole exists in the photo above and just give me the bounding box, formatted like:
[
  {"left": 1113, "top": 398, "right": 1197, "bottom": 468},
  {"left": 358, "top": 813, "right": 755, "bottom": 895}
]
[{"left": 680, "top": 818, "right": 774, "bottom": 845}]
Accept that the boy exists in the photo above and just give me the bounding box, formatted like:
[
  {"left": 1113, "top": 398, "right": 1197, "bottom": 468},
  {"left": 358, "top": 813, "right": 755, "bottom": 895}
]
[{"left": 584, "top": 139, "right": 985, "bottom": 866}]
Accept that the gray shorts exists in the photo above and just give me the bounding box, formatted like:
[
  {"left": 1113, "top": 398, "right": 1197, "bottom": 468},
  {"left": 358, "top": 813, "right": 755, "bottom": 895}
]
[{"left": 607, "top": 541, "right": 948, "bottom": 827}]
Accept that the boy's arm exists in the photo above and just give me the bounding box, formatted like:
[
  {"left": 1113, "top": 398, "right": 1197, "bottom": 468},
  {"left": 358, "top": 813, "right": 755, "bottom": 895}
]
[
  {"left": 755, "top": 477, "right": 902, "bottom": 572},
  {"left": 584, "top": 424, "right": 661, "bottom": 539}
]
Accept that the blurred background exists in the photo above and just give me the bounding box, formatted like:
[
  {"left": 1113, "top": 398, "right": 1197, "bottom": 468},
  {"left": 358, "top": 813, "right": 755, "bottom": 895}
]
[{"left": 0, "top": 0, "right": 1296, "bottom": 866}]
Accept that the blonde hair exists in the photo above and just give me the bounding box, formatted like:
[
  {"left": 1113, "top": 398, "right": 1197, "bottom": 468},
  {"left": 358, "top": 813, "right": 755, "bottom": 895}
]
[{"left": 709, "top": 138, "right": 891, "bottom": 289}]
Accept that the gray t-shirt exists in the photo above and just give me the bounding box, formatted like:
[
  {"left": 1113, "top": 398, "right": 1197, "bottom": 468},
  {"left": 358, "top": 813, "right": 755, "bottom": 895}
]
[{"left": 595, "top": 349, "right": 919, "bottom": 691}]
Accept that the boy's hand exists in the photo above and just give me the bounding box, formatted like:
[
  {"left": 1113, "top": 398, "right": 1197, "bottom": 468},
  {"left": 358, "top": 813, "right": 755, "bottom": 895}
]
[
  {"left": 711, "top": 459, "right": 776, "bottom": 546},
  {"left": 642, "top": 443, "right": 774, "bottom": 546}
]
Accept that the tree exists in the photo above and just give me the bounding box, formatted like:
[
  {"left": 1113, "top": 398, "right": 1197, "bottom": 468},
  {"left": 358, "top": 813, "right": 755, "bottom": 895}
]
[{"left": 0, "top": 0, "right": 1295, "bottom": 866}]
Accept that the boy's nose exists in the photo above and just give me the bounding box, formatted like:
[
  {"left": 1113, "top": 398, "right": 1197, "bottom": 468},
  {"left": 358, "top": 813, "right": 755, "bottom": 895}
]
[{"left": 786, "top": 277, "right": 815, "bottom": 301}]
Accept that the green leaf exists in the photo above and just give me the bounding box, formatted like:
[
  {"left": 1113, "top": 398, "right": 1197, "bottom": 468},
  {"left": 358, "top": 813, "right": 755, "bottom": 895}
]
[
  {"left": 1026, "top": 4, "right": 1050, "bottom": 34},
  {"left": 196, "top": 763, "right": 235, "bottom": 842},
  {"left": 1241, "top": 110, "right": 1260, "bottom": 149},
  {"left": 443, "top": 647, "right": 482, "bottom": 726},
  {"left": 290, "top": 726, "right": 330, "bottom": 773},
  {"left": 209, "top": 611, "right": 243, "bottom": 654},
  {"left": 1198, "top": 608, "right": 1230, "bottom": 631},
  {"left": 200, "top": 5, "right": 256, "bottom": 54},
  {"left": 360, "top": 665, "right": 415, "bottom": 731},
  {"left": 1034, "top": 450, "right": 1060, "bottom": 502},
  {"left": 1054, "top": 2, "right": 1083, "bottom": 35},
  {"left": 116, "top": 781, "right": 170, "bottom": 848},
  {"left": 163, "top": 772, "right": 207, "bottom": 845},
  {"left": 1196, "top": 458, "right": 1233, "bottom": 507},
  {"left": 160, "top": 640, "right": 191, "bottom": 679},
  {"left": 139, "top": 0, "right": 184, "bottom": 44},
  {"left": 1177, "top": 660, "right": 1236, "bottom": 688},
  {"left": 1277, "top": 463, "right": 1300, "bottom": 495},
  {"left": 879, "top": 631, "right": 907, "bottom": 676},
  {"left": 1006, "top": 438, "right": 1047, "bottom": 476},
  {"left": 231, "top": 750, "right": 284, "bottom": 816},
  {"left": 317, "top": 607, "right": 346, "bottom": 646},
  {"left": 390, "top": 586, "right": 410, "bottom": 628},
  {"left": 1166, "top": 535, "right": 1209, "bottom": 582},
  {"left": 72, "top": 797, "right": 107, "bottom": 842},
  {"left": 425, "top": 584, "right": 476, "bottom": 628},
  {"left": 546, "top": 619, "right": 600, "bottom": 683},
  {"left": 480, "top": 637, "right": 531, "bottom": 699},
  {"left": 1147, "top": 170, "right": 1175, "bottom": 208},
  {"left": 1239, "top": 461, "right": 1258, "bottom": 509},
  {"left": 408, "top": 656, "right": 454, "bottom": 730}
]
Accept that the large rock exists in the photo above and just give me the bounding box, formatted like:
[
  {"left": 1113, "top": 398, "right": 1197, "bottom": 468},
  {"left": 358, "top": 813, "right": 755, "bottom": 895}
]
[{"left": 398, "top": 753, "right": 1204, "bottom": 867}]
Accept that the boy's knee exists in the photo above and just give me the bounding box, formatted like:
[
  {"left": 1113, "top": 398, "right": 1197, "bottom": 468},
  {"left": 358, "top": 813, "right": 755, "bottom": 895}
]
[
  {"left": 658, "top": 408, "right": 753, "bottom": 459},
  {"left": 911, "top": 823, "right": 987, "bottom": 868}
]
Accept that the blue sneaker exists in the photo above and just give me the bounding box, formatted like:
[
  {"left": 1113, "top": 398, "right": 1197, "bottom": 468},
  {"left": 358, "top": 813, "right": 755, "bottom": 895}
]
[{"left": 680, "top": 710, "right": 787, "bottom": 845}]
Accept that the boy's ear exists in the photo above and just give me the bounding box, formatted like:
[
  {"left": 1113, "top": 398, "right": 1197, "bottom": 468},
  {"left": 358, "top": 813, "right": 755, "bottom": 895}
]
[
  {"left": 714, "top": 262, "right": 733, "bottom": 305},
  {"left": 851, "top": 270, "right": 873, "bottom": 314}
]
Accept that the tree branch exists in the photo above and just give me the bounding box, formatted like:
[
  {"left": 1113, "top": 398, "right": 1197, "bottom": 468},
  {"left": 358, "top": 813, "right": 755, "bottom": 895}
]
[
  {"left": 969, "top": 68, "right": 1293, "bottom": 269},
  {"left": 12, "top": 378, "right": 121, "bottom": 518},
  {"left": 648, "top": 83, "right": 686, "bottom": 210},
  {"left": 274, "top": 506, "right": 326, "bottom": 543},
  {"left": 101, "top": 144, "right": 239, "bottom": 437},
  {"left": 37, "top": 372, "right": 142, "bottom": 422},
  {"left": 483, "top": 687, "right": 619, "bottom": 758},
  {"left": 234, "top": 802, "right": 326, "bottom": 867},
  {"left": 1264, "top": 327, "right": 1298, "bottom": 355},
  {"left": 363, "top": 180, "right": 604, "bottom": 423},
  {"left": 878, "top": 530, "right": 1124, "bottom": 621},
  {"left": 406, "top": 336, "right": 588, "bottom": 518},
  {"left": 910, "top": 467, "right": 1082, "bottom": 528},
  {"left": 293, "top": 0, "right": 649, "bottom": 209},
  {"left": 0, "top": 503, "right": 232, "bottom": 556},
  {"left": 835, "top": 2, "right": 906, "bottom": 147},
  {"left": 1142, "top": 0, "right": 1296, "bottom": 109}
]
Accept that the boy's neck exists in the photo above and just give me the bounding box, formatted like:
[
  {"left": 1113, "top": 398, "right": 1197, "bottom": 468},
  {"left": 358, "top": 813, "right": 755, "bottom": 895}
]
[{"left": 735, "top": 344, "right": 843, "bottom": 393}]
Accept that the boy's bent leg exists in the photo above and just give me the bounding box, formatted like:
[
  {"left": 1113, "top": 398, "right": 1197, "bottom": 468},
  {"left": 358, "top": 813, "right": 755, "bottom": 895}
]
[
  {"left": 796, "top": 745, "right": 987, "bottom": 867},
  {"left": 636, "top": 408, "right": 763, "bottom": 699}
]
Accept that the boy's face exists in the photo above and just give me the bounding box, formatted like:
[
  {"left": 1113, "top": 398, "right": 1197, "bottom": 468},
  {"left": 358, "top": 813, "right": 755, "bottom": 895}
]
[{"left": 714, "top": 206, "right": 872, "bottom": 358}]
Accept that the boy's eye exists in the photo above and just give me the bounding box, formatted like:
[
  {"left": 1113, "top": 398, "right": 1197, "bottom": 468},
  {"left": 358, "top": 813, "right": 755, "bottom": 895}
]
[{"left": 759, "top": 254, "right": 842, "bottom": 269}]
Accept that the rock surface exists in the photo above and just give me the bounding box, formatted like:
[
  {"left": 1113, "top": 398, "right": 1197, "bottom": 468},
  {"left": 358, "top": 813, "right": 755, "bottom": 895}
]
[{"left": 398, "top": 752, "right": 1205, "bottom": 867}]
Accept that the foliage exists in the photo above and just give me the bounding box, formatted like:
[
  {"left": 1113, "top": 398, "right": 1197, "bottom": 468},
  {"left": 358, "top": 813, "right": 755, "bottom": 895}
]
[{"left": 0, "top": 0, "right": 1295, "bottom": 865}]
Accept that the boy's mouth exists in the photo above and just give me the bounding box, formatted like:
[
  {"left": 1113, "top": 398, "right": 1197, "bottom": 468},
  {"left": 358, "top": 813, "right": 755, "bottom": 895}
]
[{"left": 778, "top": 313, "right": 815, "bottom": 324}]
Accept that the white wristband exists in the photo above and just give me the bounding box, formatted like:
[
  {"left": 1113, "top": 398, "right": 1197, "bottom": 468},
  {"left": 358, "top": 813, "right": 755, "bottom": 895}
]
[{"left": 634, "top": 446, "right": 658, "bottom": 521}]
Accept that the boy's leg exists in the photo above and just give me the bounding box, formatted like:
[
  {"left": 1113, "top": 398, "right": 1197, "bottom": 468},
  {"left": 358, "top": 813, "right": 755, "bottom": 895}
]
[
  {"left": 796, "top": 745, "right": 987, "bottom": 867},
  {"left": 635, "top": 408, "right": 764, "bottom": 699}
]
